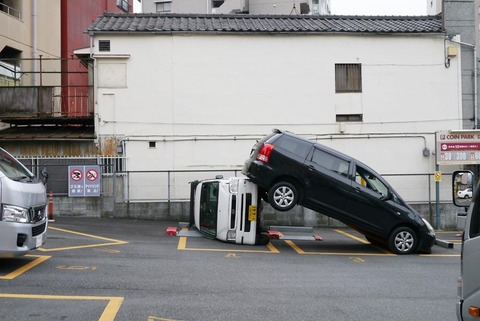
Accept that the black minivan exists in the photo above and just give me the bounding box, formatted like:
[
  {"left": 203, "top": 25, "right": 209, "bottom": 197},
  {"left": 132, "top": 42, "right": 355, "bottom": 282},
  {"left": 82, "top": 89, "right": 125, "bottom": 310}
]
[{"left": 243, "top": 129, "right": 435, "bottom": 254}]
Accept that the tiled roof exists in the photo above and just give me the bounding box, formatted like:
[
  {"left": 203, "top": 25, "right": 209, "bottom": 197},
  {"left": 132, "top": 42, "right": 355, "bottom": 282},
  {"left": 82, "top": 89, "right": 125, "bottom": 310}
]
[{"left": 87, "top": 13, "right": 444, "bottom": 34}]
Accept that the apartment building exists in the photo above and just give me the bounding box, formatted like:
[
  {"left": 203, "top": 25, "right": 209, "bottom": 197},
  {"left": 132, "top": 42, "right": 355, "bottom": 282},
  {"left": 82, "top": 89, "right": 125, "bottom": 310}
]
[{"left": 0, "top": 0, "right": 133, "bottom": 156}]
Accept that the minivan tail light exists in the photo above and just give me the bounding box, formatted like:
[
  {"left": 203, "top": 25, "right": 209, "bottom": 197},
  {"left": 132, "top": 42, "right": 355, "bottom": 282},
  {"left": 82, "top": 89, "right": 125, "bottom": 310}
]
[{"left": 256, "top": 144, "right": 274, "bottom": 163}]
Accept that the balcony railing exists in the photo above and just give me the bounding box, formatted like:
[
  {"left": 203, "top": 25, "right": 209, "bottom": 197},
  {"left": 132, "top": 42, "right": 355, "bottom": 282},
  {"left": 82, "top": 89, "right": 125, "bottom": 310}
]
[{"left": 0, "top": 57, "right": 93, "bottom": 117}]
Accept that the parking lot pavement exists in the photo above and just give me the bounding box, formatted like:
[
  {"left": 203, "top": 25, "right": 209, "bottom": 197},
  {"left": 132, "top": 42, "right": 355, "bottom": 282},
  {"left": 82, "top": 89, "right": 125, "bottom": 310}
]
[{"left": 0, "top": 217, "right": 461, "bottom": 321}]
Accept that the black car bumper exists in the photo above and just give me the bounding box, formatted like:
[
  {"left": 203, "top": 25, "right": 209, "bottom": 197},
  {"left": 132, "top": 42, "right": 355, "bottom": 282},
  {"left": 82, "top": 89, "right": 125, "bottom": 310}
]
[
  {"left": 417, "top": 231, "right": 436, "bottom": 253},
  {"left": 242, "top": 160, "right": 276, "bottom": 190}
]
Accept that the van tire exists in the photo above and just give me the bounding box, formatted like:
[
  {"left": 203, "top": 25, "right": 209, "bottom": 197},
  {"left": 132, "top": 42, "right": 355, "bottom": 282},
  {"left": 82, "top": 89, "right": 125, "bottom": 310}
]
[
  {"left": 268, "top": 182, "right": 298, "bottom": 211},
  {"left": 256, "top": 234, "right": 270, "bottom": 245},
  {"left": 388, "top": 227, "right": 417, "bottom": 254}
]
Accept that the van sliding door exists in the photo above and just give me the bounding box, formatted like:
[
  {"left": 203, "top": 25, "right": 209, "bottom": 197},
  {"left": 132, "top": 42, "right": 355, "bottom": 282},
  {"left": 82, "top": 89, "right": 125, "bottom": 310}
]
[{"left": 461, "top": 199, "right": 480, "bottom": 318}]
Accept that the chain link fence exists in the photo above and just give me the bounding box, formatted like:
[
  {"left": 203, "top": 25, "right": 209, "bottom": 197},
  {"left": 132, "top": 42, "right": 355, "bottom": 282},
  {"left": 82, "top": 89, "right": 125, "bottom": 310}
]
[
  {"left": 382, "top": 173, "right": 452, "bottom": 204},
  {"left": 125, "top": 171, "right": 453, "bottom": 204},
  {"left": 18, "top": 156, "right": 123, "bottom": 196},
  {"left": 17, "top": 156, "right": 453, "bottom": 204}
]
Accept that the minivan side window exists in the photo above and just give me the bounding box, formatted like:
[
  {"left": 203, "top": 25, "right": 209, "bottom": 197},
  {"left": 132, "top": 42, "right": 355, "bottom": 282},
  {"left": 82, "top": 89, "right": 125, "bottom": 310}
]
[
  {"left": 355, "top": 165, "right": 388, "bottom": 198},
  {"left": 311, "top": 148, "right": 350, "bottom": 177},
  {"left": 274, "top": 135, "right": 311, "bottom": 159}
]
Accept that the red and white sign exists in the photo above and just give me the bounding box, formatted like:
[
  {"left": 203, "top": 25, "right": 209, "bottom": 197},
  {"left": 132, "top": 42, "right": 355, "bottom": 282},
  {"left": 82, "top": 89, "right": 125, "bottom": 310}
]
[
  {"left": 86, "top": 169, "right": 98, "bottom": 181},
  {"left": 436, "top": 131, "right": 480, "bottom": 165},
  {"left": 71, "top": 169, "right": 82, "bottom": 181}
]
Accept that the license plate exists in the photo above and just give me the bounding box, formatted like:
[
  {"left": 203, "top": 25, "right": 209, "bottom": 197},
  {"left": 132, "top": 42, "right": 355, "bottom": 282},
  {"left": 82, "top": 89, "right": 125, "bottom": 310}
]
[
  {"left": 248, "top": 205, "right": 257, "bottom": 221},
  {"left": 35, "top": 235, "right": 43, "bottom": 248}
]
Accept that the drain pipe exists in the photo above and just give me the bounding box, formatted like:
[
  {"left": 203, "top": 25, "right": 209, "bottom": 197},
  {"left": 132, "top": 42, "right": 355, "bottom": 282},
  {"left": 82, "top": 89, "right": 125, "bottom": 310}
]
[
  {"left": 31, "top": 0, "right": 37, "bottom": 86},
  {"left": 448, "top": 37, "right": 478, "bottom": 129}
]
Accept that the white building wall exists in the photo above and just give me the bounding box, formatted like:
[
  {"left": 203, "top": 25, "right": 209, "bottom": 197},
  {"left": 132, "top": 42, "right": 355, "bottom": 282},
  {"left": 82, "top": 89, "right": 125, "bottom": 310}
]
[
  {"left": 142, "top": 0, "right": 331, "bottom": 14},
  {"left": 92, "top": 33, "right": 461, "bottom": 176},
  {"left": 427, "top": 0, "right": 443, "bottom": 14}
]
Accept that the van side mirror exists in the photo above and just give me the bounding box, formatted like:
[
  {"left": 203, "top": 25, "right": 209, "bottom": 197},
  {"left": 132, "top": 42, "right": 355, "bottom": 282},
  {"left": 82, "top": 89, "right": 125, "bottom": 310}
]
[
  {"left": 452, "top": 170, "right": 474, "bottom": 208},
  {"left": 41, "top": 167, "right": 49, "bottom": 185}
]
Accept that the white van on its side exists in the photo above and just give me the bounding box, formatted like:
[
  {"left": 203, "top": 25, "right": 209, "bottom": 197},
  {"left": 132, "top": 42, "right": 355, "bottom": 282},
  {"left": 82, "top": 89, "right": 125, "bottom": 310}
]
[
  {"left": 190, "top": 176, "right": 264, "bottom": 245},
  {"left": 453, "top": 171, "right": 480, "bottom": 320},
  {"left": 0, "top": 148, "right": 48, "bottom": 258}
]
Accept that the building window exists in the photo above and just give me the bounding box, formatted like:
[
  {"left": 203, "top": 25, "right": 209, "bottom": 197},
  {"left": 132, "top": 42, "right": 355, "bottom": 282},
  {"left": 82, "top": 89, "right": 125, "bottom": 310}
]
[
  {"left": 99, "top": 40, "right": 111, "bottom": 52},
  {"left": 335, "top": 63, "right": 362, "bottom": 93},
  {"left": 117, "top": 0, "right": 129, "bottom": 12},
  {"left": 149, "top": 141, "right": 156, "bottom": 148},
  {"left": 156, "top": 1, "right": 172, "bottom": 12},
  {"left": 0, "top": 0, "right": 21, "bottom": 19},
  {"left": 336, "top": 114, "right": 363, "bottom": 122},
  {"left": 213, "top": 0, "right": 224, "bottom": 8}
]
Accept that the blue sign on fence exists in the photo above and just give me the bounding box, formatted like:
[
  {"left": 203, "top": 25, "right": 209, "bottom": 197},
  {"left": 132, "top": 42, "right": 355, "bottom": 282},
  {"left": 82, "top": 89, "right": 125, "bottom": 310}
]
[{"left": 68, "top": 165, "right": 101, "bottom": 197}]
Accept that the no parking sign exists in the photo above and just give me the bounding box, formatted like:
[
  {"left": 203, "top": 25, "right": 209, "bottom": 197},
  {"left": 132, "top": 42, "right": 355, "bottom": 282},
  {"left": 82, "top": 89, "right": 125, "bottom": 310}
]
[{"left": 68, "top": 165, "right": 101, "bottom": 197}]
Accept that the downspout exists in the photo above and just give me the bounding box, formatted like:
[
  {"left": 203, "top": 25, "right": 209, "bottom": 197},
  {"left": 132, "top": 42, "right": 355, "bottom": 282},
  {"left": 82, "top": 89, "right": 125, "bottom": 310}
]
[
  {"left": 90, "top": 31, "right": 99, "bottom": 149},
  {"left": 475, "top": 47, "right": 478, "bottom": 129},
  {"left": 31, "top": 0, "right": 37, "bottom": 86},
  {"left": 448, "top": 39, "right": 477, "bottom": 129}
]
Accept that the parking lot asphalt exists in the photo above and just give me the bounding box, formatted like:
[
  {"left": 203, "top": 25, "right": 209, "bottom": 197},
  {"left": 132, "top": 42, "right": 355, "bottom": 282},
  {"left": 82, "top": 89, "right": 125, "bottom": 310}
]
[{"left": 0, "top": 217, "right": 461, "bottom": 321}]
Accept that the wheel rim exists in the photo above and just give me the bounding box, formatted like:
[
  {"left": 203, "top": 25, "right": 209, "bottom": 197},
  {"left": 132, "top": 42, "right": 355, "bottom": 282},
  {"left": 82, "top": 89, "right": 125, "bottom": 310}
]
[
  {"left": 394, "top": 231, "right": 414, "bottom": 252},
  {"left": 273, "top": 186, "right": 294, "bottom": 208}
]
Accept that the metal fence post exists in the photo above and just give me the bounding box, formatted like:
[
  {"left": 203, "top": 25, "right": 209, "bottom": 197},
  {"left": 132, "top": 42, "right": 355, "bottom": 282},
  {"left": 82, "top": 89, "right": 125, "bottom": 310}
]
[
  {"left": 427, "top": 173, "right": 433, "bottom": 224},
  {"left": 435, "top": 165, "right": 441, "bottom": 229},
  {"left": 167, "top": 171, "right": 171, "bottom": 216}
]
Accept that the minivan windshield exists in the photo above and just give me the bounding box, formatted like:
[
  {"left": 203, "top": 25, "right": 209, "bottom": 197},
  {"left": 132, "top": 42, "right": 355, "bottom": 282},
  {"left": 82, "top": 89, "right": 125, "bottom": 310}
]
[
  {"left": 199, "top": 182, "right": 219, "bottom": 237},
  {"left": 0, "top": 149, "right": 33, "bottom": 181}
]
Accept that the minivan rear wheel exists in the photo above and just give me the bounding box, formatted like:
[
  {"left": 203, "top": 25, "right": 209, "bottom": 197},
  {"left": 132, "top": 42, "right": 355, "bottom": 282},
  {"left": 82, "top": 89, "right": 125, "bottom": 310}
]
[
  {"left": 388, "top": 227, "right": 417, "bottom": 254},
  {"left": 268, "top": 182, "right": 298, "bottom": 211}
]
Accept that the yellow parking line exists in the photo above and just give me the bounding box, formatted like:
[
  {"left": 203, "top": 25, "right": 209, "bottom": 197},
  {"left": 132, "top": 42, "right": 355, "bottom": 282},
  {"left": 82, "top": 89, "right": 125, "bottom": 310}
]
[
  {"left": 285, "top": 240, "right": 396, "bottom": 256},
  {"left": 334, "top": 229, "right": 369, "bottom": 244},
  {"left": 334, "top": 229, "right": 394, "bottom": 255},
  {"left": 284, "top": 229, "right": 396, "bottom": 256},
  {"left": 177, "top": 236, "right": 187, "bottom": 250},
  {"left": 39, "top": 242, "right": 128, "bottom": 252},
  {"left": 38, "top": 226, "right": 128, "bottom": 252},
  {"left": 285, "top": 240, "right": 305, "bottom": 254},
  {"left": 0, "top": 293, "right": 123, "bottom": 321},
  {"left": 0, "top": 255, "right": 51, "bottom": 280},
  {"left": 48, "top": 226, "right": 129, "bottom": 243},
  {"left": 420, "top": 254, "right": 460, "bottom": 257},
  {"left": 177, "top": 236, "right": 280, "bottom": 253}
]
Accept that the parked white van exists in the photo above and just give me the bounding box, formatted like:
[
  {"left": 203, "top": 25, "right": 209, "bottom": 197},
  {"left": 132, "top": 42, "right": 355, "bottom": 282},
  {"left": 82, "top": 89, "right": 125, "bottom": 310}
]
[
  {"left": 0, "top": 148, "right": 48, "bottom": 258},
  {"left": 453, "top": 170, "right": 480, "bottom": 320}
]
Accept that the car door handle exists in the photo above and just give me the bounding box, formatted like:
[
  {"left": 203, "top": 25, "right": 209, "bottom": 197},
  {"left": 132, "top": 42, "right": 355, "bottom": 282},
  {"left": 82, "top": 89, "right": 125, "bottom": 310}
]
[
  {"left": 355, "top": 187, "right": 362, "bottom": 193},
  {"left": 307, "top": 165, "right": 315, "bottom": 171}
]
